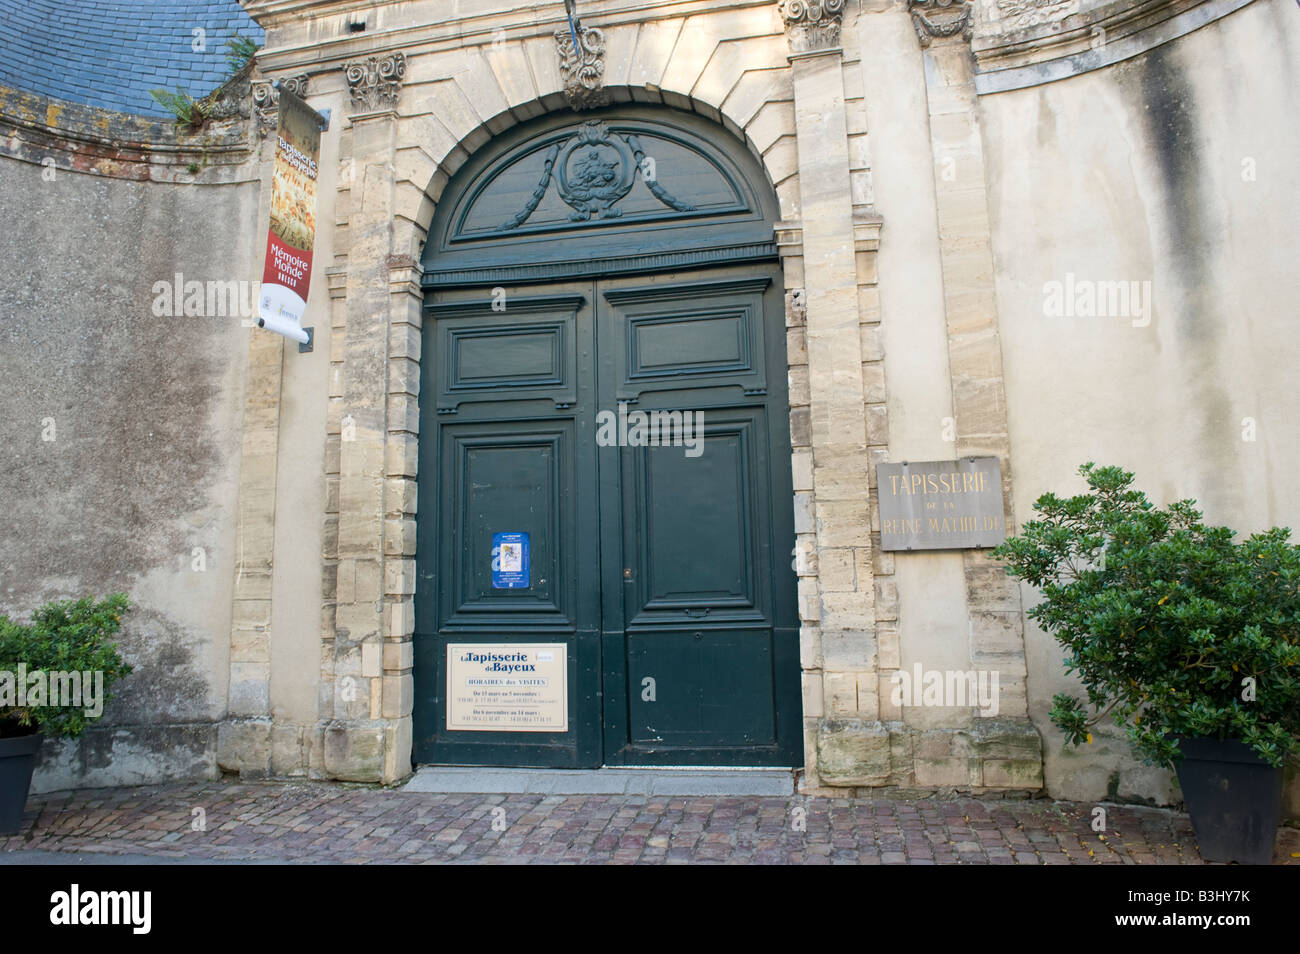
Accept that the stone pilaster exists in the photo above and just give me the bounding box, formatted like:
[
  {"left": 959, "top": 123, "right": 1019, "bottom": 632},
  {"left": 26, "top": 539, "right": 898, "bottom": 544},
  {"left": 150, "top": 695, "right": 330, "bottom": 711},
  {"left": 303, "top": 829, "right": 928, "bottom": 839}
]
[
  {"left": 916, "top": 25, "right": 1040, "bottom": 788},
  {"left": 381, "top": 256, "right": 421, "bottom": 783},
  {"left": 326, "top": 104, "right": 401, "bottom": 782},
  {"left": 217, "top": 131, "right": 285, "bottom": 778},
  {"left": 783, "top": 5, "right": 880, "bottom": 791},
  {"left": 315, "top": 264, "right": 349, "bottom": 777}
]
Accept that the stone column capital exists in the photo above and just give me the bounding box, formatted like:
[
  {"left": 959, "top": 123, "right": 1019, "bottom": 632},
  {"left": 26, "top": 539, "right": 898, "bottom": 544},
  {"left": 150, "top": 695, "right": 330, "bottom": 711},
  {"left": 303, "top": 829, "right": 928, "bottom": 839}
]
[
  {"left": 344, "top": 52, "right": 406, "bottom": 113},
  {"left": 778, "top": 0, "right": 846, "bottom": 56}
]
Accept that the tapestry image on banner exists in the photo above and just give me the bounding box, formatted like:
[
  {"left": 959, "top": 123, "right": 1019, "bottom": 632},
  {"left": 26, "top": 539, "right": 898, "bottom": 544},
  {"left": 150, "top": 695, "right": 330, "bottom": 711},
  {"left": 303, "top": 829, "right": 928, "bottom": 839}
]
[{"left": 257, "top": 87, "right": 320, "bottom": 343}]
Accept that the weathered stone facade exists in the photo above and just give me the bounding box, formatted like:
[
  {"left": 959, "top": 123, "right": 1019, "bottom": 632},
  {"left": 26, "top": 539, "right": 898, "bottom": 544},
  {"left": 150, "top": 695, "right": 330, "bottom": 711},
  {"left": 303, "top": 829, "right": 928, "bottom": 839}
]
[{"left": 2, "top": 0, "right": 1298, "bottom": 814}]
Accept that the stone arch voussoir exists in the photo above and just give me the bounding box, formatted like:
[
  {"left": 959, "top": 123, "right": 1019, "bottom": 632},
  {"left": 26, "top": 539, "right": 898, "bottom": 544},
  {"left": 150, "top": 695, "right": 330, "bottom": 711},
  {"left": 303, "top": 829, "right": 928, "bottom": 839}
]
[{"left": 392, "top": 79, "right": 798, "bottom": 263}]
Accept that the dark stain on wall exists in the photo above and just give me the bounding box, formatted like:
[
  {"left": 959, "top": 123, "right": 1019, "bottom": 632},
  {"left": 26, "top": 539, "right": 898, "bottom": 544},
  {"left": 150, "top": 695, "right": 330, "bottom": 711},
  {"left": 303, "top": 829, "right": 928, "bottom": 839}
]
[
  {"left": 1130, "top": 42, "right": 1211, "bottom": 336},
  {"left": 1124, "top": 41, "right": 1234, "bottom": 511},
  {"left": 104, "top": 607, "right": 211, "bottom": 723}
]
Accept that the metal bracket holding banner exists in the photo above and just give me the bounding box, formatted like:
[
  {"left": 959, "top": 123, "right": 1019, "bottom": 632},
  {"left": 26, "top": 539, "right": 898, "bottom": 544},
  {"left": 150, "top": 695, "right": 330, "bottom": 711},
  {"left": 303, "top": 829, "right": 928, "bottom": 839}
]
[
  {"left": 564, "top": 0, "right": 583, "bottom": 62},
  {"left": 271, "top": 79, "right": 330, "bottom": 130}
]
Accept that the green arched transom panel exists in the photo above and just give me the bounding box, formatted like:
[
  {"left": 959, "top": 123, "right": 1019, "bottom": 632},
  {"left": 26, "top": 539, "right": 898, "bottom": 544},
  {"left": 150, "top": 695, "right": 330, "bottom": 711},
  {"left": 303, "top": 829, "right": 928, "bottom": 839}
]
[{"left": 421, "top": 105, "right": 780, "bottom": 287}]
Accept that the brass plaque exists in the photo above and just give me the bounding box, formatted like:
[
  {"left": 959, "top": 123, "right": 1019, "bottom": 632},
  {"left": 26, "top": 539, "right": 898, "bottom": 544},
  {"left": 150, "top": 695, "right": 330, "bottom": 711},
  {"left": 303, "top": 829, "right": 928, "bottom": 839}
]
[{"left": 876, "top": 457, "right": 1006, "bottom": 551}]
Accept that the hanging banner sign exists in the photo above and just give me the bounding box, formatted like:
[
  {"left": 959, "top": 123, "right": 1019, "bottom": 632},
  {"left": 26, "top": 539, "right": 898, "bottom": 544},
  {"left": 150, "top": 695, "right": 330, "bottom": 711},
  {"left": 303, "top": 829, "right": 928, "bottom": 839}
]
[
  {"left": 491, "top": 531, "right": 530, "bottom": 589},
  {"left": 257, "top": 87, "right": 319, "bottom": 344}
]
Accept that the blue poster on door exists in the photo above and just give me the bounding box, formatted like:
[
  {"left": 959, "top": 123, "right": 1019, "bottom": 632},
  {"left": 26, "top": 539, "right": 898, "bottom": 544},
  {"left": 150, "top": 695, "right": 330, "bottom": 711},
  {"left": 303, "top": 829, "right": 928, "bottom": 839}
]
[{"left": 491, "top": 531, "right": 530, "bottom": 589}]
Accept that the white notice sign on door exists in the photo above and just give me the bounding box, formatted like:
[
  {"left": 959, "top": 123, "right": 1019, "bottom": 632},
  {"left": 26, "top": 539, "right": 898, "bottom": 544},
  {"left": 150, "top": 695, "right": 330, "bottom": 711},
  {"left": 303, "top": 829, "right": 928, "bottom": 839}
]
[{"left": 446, "top": 643, "right": 568, "bottom": 732}]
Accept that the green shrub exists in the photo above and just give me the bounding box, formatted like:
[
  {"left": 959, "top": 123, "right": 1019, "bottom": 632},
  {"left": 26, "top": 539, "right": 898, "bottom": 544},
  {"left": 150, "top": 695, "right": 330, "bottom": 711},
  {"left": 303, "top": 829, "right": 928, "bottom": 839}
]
[
  {"left": 994, "top": 464, "right": 1300, "bottom": 768},
  {"left": 224, "top": 34, "right": 259, "bottom": 75},
  {"left": 149, "top": 87, "right": 211, "bottom": 129},
  {"left": 0, "top": 594, "right": 133, "bottom": 739}
]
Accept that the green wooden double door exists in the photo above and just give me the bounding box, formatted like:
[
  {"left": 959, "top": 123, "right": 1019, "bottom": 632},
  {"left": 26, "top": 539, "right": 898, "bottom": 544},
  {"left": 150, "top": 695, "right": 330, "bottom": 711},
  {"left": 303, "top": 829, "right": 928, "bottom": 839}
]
[{"left": 413, "top": 263, "right": 800, "bottom": 767}]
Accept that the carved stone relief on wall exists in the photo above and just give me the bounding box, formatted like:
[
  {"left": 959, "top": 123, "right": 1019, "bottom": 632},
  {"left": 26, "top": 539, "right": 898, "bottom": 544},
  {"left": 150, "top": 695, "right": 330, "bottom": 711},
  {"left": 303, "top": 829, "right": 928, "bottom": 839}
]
[
  {"left": 983, "top": 0, "right": 1081, "bottom": 30},
  {"left": 556, "top": 20, "right": 610, "bottom": 110},
  {"left": 909, "top": 0, "right": 975, "bottom": 45}
]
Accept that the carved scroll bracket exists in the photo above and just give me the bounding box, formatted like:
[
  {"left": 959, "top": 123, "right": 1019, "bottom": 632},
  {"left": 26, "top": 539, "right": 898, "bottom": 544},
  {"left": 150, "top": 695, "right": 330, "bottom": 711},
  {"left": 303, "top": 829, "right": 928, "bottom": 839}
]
[
  {"left": 556, "top": 18, "right": 610, "bottom": 111},
  {"left": 251, "top": 74, "right": 310, "bottom": 129},
  {"left": 909, "top": 0, "right": 975, "bottom": 46}
]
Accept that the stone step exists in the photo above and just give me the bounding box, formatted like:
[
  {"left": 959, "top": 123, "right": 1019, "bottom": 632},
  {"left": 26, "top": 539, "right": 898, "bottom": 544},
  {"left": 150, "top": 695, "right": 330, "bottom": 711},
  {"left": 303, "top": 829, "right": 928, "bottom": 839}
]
[{"left": 401, "top": 766, "right": 796, "bottom": 797}]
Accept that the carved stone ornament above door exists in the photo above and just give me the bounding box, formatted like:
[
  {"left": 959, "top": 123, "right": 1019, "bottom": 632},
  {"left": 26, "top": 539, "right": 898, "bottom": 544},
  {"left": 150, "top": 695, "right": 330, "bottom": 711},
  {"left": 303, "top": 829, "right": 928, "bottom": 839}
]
[
  {"left": 556, "top": 20, "right": 610, "bottom": 110},
  {"left": 502, "top": 121, "right": 696, "bottom": 228}
]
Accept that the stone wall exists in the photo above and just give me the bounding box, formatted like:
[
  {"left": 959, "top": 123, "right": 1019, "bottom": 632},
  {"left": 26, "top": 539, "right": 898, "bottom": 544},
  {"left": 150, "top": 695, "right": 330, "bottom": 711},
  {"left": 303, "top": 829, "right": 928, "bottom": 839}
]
[
  {"left": 0, "top": 88, "right": 261, "bottom": 791},
  {"left": 226, "top": 0, "right": 1044, "bottom": 792},
  {"left": 979, "top": 0, "right": 1300, "bottom": 805},
  {"left": 811, "top": 0, "right": 1043, "bottom": 795}
]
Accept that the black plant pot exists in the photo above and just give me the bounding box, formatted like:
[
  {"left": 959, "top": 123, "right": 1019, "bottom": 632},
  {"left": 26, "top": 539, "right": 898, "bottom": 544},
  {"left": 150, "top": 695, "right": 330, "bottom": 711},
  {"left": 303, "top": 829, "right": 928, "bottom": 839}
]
[
  {"left": 1175, "top": 737, "right": 1283, "bottom": 865},
  {"left": 0, "top": 732, "right": 43, "bottom": 835}
]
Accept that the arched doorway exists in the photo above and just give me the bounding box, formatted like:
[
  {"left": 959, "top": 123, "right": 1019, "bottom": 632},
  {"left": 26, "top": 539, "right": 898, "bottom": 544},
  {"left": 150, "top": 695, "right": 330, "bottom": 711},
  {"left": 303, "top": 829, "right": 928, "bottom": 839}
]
[{"left": 413, "top": 105, "right": 800, "bottom": 767}]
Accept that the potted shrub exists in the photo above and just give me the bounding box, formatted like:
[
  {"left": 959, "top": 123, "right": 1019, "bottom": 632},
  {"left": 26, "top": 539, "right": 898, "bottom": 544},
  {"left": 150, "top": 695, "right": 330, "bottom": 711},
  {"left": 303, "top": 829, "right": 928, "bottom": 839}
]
[
  {"left": 0, "top": 594, "right": 133, "bottom": 834},
  {"left": 995, "top": 464, "right": 1300, "bottom": 864}
]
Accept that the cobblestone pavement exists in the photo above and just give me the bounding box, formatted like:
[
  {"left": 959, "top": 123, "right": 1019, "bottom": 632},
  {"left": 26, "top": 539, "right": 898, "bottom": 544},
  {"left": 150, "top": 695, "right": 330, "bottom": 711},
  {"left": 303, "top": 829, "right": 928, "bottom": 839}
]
[{"left": 4, "top": 782, "right": 1299, "bottom": 864}]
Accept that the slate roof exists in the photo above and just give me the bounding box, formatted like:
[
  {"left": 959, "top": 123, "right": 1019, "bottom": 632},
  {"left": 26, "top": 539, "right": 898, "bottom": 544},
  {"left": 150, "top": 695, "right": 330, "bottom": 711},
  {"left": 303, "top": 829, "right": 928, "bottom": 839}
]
[{"left": 0, "top": 0, "right": 264, "bottom": 118}]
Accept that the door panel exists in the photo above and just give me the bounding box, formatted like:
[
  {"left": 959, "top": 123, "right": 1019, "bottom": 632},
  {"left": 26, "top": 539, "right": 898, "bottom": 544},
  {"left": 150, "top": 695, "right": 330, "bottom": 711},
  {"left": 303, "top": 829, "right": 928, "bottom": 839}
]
[
  {"left": 413, "top": 282, "right": 601, "bottom": 768},
  {"left": 415, "top": 266, "right": 800, "bottom": 769},
  {"left": 605, "top": 276, "right": 769, "bottom": 401},
  {"left": 597, "top": 265, "right": 801, "bottom": 766},
  {"left": 626, "top": 628, "right": 776, "bottom": 747},
  {"left": 627, "top": 413, "right": 762, "bottom": 618},
  {"left": 441, "top": 425, "right": 569, "bottom": 620},
  {"left": 434, "top": 293, "right": 581, "bottom": 410}
]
